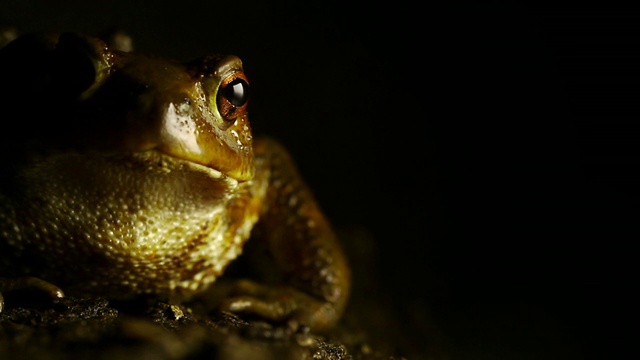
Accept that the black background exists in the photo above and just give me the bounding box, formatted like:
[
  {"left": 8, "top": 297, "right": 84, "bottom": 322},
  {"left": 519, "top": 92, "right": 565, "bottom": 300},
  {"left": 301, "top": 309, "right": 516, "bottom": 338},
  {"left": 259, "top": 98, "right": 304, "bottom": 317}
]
[{"left": 1, "top": 2, "right": 637, "bottom": 359}]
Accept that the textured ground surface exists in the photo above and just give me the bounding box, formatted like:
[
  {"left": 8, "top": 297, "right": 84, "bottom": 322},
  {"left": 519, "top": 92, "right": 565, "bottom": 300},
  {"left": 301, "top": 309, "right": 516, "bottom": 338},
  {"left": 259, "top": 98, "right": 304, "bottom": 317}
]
[{"left": 0, "top": 297, "right": 392, "bottom": 360}]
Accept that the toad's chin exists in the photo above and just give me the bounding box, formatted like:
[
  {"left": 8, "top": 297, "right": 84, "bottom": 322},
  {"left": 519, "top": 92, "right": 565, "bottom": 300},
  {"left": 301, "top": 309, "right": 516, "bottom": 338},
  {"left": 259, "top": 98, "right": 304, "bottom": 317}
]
[{"left": 132, "top": 150, "right": 241, "bottom": 193}]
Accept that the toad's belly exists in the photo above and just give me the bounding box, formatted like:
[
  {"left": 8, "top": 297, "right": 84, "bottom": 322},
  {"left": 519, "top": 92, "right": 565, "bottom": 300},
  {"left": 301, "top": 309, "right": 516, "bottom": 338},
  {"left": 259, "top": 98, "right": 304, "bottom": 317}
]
[{"left": 0, "top": 151, "right": 267, "bottom": 298}]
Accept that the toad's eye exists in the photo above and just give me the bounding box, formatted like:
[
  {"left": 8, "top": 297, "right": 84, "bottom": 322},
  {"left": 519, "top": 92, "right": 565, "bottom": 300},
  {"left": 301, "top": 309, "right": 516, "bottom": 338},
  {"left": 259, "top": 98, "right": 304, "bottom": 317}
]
[
  {"left": 217, "top": 72, "right": 249, "bottom": 123},
  {"left": 222, "top": 77, "right": 249, "bottom": 107}
]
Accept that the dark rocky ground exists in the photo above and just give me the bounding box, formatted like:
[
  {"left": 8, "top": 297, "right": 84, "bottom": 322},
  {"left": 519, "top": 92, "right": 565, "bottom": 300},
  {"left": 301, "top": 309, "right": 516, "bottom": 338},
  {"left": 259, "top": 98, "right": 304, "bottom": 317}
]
[{"left": 0, "top": 297, "right": 385, "bottom": 360}]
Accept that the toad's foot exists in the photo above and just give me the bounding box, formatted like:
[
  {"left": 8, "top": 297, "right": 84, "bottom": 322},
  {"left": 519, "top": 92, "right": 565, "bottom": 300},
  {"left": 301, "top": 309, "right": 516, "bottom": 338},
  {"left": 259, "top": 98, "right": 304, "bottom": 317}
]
[
  {"left": 217, "top": 279, "right": 342, "bottom": 332},
  {"left": 0, "top": 277, "right": 65, "bottom": 313}
]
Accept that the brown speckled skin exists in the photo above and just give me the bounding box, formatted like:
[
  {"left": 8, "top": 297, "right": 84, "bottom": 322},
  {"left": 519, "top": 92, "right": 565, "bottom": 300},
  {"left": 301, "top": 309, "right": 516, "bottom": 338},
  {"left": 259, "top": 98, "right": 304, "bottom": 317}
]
[{"left": 0, "top": 32, "right": 350, "bottom": 331}]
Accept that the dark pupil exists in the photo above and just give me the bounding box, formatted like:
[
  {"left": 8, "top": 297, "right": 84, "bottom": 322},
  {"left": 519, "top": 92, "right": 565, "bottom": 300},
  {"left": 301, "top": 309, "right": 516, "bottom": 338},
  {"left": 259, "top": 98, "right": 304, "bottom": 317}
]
[{"left": 223, "top": 78, "right": 249, "bottom": 106}]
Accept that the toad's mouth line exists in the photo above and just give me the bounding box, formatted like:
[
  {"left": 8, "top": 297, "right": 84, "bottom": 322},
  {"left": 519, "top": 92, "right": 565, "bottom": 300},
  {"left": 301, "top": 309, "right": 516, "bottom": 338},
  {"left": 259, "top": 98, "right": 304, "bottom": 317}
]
[{"left": 141, "top": 149, "right": 240, "bottom": 188}]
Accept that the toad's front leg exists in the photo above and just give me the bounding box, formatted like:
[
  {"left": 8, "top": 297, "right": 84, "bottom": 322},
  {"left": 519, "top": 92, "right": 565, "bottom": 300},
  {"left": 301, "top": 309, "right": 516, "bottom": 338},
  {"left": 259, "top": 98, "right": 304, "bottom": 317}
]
[{"left": 219, "top": 137, "right": 351, "bottom": 332}]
